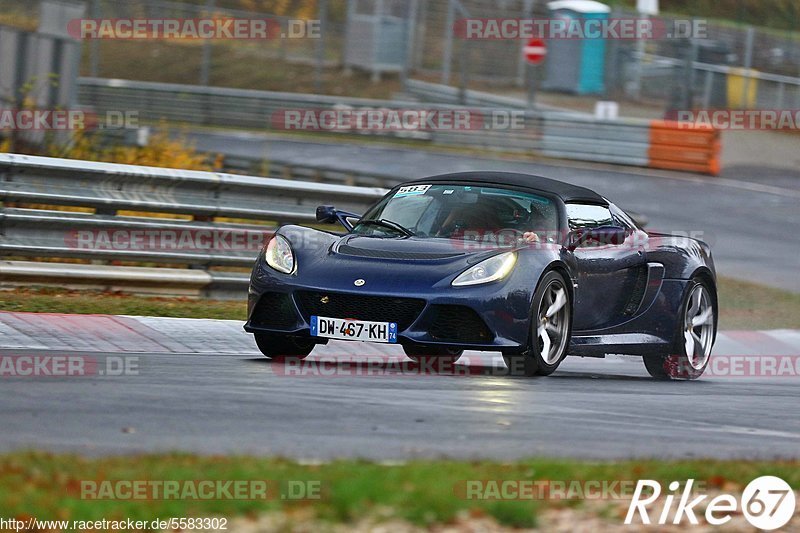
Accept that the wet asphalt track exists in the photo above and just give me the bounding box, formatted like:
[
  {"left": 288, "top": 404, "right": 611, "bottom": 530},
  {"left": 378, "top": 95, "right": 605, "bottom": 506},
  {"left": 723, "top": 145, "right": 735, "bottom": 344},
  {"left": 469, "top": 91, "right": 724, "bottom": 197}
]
[{"left": 1, "top": 315, "right": 798, "bottom": 460}]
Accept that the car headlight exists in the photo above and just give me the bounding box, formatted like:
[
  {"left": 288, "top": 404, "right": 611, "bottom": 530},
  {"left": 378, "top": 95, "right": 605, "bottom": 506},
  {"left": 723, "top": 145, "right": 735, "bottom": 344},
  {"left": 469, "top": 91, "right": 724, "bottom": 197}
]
[
  {"left": 452, "top": 252, "right": 517, "bottom": 287},
  {"left": 264, "top": 234, "right": 295, "bottom": 274}
]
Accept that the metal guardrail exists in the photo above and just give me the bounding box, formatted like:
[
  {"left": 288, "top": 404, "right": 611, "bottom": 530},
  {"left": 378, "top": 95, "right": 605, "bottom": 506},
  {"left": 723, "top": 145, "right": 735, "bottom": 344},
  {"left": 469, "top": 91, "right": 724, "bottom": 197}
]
[
  {"left": 541, "top": 116, "right": 651, "bottom": 167},
  {"left": 402, "top": 79, "right": 587, "bottom": 117},
  {"left": 403, "top": 79, "right": 530, "bottom": 109},
  {"left": 0, "top": 153, "right": 387, "bottom": 298},
  {"left": 78, "top": 77, "right": 428, "bottom": 132},
  {"left": 0, "top": 153, "right": 384, "bottom": 221},
  {"left": 77, "top": 77, "right": 658, "bottom": 167},
  {"left": 0, "top": 208, "right": 266, "bottom": 267},
  {"left": 227, "top": 159, "right": 406, "bottom": 189}
]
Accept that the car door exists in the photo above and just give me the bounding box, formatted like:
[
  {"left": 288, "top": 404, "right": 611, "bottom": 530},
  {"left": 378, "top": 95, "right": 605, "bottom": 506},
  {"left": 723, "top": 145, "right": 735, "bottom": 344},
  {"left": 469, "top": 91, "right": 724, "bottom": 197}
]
[{"left": 566, "top": 203, "right": 648, "bottom": 331}]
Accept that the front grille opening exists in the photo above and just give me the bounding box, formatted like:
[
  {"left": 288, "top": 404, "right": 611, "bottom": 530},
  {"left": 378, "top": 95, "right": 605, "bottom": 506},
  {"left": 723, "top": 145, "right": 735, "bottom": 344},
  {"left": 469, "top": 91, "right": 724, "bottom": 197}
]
[
  {"left": 295, "top": 291, "right": 426, "bottom": 331},
  {"left": 250, "top": 292, "right": 300, "bottom": 330},
  {"left": 426, "top": 305, "right": 494, "bottom": 343}
]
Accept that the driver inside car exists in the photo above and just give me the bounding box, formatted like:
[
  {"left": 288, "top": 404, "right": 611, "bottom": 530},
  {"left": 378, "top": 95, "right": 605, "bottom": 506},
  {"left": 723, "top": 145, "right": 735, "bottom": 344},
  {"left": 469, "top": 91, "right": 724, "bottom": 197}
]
[{"left": 436, "top": 204, "right": 540, "bottom": 244}]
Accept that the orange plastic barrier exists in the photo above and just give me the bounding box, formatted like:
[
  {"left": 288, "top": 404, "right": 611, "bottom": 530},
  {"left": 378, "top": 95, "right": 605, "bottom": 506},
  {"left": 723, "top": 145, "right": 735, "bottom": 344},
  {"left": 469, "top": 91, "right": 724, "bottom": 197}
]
[{"left": 647, "top": 120, "right": 721, "bottom": 176}]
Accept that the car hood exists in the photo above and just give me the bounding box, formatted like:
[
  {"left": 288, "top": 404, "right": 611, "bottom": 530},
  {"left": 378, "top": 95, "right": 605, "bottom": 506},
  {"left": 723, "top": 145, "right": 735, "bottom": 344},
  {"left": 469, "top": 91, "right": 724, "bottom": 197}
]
[
  {"left": 334, "top": 234, "right": 490, "bottom": 262},
  {"left": 277, "top": 225, "right": 520, "bottom": 292}
]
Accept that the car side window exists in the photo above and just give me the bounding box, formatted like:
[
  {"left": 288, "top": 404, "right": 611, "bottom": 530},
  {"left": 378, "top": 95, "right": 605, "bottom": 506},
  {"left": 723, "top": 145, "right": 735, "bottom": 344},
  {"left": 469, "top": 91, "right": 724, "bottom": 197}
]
[{"left": 565, "top": 203, "right": 614, "bottom": 231}]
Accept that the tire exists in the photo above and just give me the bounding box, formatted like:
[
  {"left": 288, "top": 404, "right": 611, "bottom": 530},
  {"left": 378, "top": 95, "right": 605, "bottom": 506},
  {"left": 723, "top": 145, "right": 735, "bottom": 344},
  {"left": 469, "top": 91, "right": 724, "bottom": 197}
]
[
  {"left": 643, "top": 277, "right": 717, "bottom": 380},
  {"left": 403, "top": 345, "right": 463, "bottom": 366},
  {"left": 503, "top": 271, "right": 572, "bottom": 377},
  {"left": 254, "top": 333, "right": 314, "bottom": 360}
]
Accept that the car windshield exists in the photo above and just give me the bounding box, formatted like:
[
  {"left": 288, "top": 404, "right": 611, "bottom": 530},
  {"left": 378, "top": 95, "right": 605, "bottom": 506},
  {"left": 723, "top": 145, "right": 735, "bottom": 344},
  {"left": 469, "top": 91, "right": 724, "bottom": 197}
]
[{"left": 353, "top": 184, "right": 558, "bottom": 241}]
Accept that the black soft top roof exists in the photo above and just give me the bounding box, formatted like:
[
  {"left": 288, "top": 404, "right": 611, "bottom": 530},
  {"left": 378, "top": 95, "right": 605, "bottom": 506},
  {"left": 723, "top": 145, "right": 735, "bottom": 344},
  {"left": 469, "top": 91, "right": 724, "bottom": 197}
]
[{"left": 405, "top": 171, "right": 605, "bottom": 204}]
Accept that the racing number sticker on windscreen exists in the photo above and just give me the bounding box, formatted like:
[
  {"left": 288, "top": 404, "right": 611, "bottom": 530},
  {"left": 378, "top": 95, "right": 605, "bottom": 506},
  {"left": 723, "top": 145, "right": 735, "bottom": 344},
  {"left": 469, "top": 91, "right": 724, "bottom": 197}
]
[{"left": 394, "top": 184, "right": 431, "bottom": 197}]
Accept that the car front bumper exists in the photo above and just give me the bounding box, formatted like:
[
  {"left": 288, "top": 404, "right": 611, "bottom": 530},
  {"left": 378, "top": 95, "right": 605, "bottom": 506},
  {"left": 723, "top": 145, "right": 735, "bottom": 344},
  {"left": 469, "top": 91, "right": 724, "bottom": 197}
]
[{"left": 244, "top": 274, "right": 534, "bottom": 352}]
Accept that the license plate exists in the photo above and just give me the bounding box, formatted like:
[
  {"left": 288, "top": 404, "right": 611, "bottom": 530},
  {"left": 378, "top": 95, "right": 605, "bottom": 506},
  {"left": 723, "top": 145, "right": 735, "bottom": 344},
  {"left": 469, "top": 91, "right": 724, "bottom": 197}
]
[{"left": 310, "top": 316, "right": 397, "bottom": 344}]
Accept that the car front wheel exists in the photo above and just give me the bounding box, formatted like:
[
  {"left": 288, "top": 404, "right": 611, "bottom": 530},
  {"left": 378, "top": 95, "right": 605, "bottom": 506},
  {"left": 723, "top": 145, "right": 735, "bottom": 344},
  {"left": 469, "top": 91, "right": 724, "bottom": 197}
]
[
  {"left": 504, "top": 271, "right": 572, "bottom": 377},
  {"left": 643, "top": 277, "right": 716, "bottom": 380},
  {"left": 254, "top": 333, "right": 315, "bottom": 360}
]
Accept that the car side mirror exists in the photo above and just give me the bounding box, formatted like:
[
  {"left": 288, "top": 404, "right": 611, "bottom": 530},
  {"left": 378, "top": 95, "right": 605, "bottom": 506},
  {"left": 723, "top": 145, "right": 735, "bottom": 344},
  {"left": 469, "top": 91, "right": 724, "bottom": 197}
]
[
  {"left": 568, "top": 226, "right": 627, "bottom": 251},
  {"left": 316, "top": 205, "right": 360, "bottom": 231},
  {"left": 316, "top": 205, "right": 338, "bottom": 224}
]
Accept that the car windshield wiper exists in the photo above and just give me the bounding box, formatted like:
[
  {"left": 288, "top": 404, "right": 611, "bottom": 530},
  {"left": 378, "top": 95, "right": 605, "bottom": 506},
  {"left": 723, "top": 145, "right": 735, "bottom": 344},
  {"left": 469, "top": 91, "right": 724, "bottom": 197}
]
[{"left": 357, "top": 218, "right": 415, "bottom": 237}]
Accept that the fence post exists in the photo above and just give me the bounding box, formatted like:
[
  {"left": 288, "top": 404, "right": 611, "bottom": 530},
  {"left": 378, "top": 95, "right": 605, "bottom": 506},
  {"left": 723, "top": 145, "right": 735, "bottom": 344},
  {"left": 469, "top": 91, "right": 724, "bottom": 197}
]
[
  {"left": 683, "top": 38, "right": 698, "bottom": 110},
  {"left": 401, "top": 0, "right": 419, "bottom": 90},
  {"left": 441, "top": 0, "right": 455, "bottom": 85},
  {"left": 199, "top": 0, "right": 215, "bottom": 86},
  {"left": 515, "top": 0, "right": 535, "bottom": 87},
  {"left": 458, "top": 36, "right": 470, "bottom": 104},
  {"left": 776, "top": 82, "right": 785, "bottom": 109},
  {"left": 89, "top": 0, "right": 100, "bottom": 77},
  {"left": 741, "top": 26, "right": 755, "bottom": 108},
  {"left": 413, "top": 0, "right": 428, "bottom": 70},
  {"left": 702, "top": 70, "right": 714, "bottom": 109},
  {"left": 315, "top": 0, "right": 328, "bottom": 93},
  {"left": 630, "top": 13, "right": 649, "bottom": 100}
]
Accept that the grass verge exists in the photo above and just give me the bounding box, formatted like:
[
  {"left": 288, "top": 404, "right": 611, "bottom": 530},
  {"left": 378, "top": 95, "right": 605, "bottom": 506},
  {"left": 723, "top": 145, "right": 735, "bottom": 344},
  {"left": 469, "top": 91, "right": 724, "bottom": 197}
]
[
  {"left": 717, "top": 277, "right": 800, "bottom": 329},
  {"left": 0, "top": 287, "right": 245, "bottom": 321},
  {"left": 0, "top": 453, "right": 796, "bottom": 529},
  {"left": 1, "top": 277, "right": 799, "bottom": 330}
]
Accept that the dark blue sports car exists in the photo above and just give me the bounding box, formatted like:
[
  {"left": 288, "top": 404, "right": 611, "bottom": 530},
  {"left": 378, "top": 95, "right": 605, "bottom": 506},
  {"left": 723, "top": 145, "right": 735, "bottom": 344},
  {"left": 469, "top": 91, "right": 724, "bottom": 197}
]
[{"left": 245, "top": 172, "right": 717, "bottom": 380}]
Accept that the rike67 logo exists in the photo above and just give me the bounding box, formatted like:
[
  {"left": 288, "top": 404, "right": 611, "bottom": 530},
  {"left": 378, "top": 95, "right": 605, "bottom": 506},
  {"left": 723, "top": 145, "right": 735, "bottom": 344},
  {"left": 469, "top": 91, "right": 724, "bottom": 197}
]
[{"left": 625, "top": 476, "right": 795, "bottom": 530}]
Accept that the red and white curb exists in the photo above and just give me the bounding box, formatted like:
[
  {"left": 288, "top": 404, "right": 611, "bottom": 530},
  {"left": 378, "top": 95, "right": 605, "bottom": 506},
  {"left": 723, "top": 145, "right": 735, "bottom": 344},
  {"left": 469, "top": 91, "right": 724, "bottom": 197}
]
[{"left": 1, "top": 311, "right": 798, "bottom": 365}]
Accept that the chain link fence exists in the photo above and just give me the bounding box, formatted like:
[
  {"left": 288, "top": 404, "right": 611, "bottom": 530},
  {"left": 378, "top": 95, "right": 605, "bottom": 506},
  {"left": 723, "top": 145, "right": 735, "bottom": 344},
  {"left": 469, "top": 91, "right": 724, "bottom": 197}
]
[
  {"left": 405, "top": 0, "right": 800, "bottom": 114},
  {"left": 78, "top": 0, "right": 348, "bottom": 88},
  {"left": 2, "top": 0, "right": 799, "bottom": 114}
]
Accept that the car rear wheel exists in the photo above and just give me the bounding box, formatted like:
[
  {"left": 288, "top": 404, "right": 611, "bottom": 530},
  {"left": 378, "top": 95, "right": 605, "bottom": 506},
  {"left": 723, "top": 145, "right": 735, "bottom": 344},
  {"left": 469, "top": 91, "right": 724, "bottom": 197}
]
[
  {"left": 403, "top": 346, "right": 463, "bottom": 366},
  {"left": 503, "top": 271, "right": 572, "bottom": 377},
  {"left": 643, "top": 277, "right": 716, "bottom": 380},
  {"left": 254, "top": 333, "right": 315, "bottom": 360}
]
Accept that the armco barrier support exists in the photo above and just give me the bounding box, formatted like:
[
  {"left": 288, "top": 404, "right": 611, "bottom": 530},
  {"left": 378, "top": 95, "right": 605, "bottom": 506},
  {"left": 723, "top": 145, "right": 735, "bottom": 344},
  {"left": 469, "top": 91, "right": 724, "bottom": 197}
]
[{"left": 647, "top": 121, "right": 721, "bottom": 176}]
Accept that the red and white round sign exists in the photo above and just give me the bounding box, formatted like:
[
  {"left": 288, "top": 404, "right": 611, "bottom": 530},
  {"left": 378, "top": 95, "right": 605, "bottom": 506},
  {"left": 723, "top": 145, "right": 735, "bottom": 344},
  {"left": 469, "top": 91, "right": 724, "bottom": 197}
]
[{"left": 523, "top": 38, "right": 547, "bottom": 65}]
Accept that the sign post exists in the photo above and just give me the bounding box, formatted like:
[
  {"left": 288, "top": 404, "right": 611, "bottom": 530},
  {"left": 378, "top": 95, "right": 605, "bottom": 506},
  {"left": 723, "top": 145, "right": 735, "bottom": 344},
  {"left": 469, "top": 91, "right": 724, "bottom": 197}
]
[{"left": 523, "top": 38, "right": 547, "bottom": 109}]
